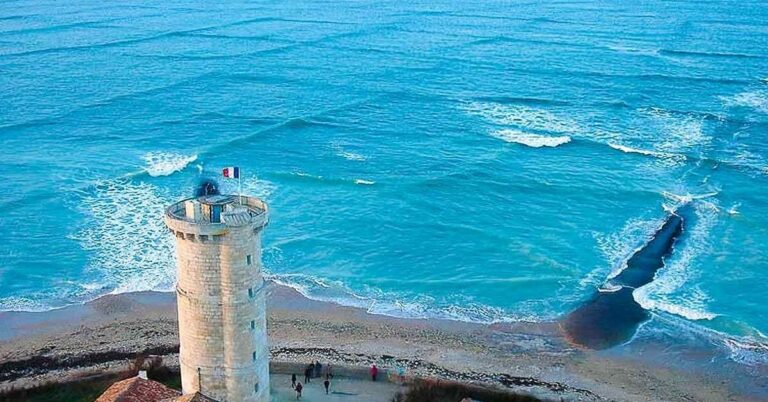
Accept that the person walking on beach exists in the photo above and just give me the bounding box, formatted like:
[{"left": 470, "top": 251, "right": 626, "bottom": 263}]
[
  {"left": 295, "top": 382, "right": 303, "bottom": 399},
  {"left": 304, "top": 365, "right": 312, "bottom": 383},
  {"left": 323, "top": 374, "right": 331, "bottom": 394},
  {"left": 396, "top": 364, "right": 406, "bottom": 384},
  {"left": 315, "top": 360, "right": 322, "bottom": 378},
  {"left": 325, "top": 363, "right": 334, "bottom": 379},
  {"left": 370, "top": 363, "right": 378, "bottom": 382},
  {"left": 291, "top": 373, "right": 297, "bottom": 389}
]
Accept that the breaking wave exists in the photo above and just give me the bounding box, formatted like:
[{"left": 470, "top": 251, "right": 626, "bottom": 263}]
[
  {"left": 64, "top": 175, "right": 276, "bottom": 304},
  {"left": 462, "top": 101, "right": 580, "bottom": 134},
  {"left": 491, "top": 129, "right": 571, "bottom": 148},
  {"left": 720, "top": 91, "right": 768, "bottom": 114},
  {"left": 633, "top": 201, "right": 720, "bottom": 321},
  {"left": 267, "top": 272, "right": 523, "bottom": 324},
  {"left": 69, "top": 180, "right": 178, "bottom": 295},
  {"left": 608, "top": 143, "right": 686, "bottom": 162},
  {"left": 724, "top": 338, "right": 768, "bottom": 366},
  {"left": 142, "top": 152, "right": 198, "bottom": 177},
  {"left": 590, "top": 215, "right": 665, "bottom": 285}
]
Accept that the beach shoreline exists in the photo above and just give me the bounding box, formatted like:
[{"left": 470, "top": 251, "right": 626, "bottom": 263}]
[{"left": 0, "top": 282, "right": 765, "bottom": 401}]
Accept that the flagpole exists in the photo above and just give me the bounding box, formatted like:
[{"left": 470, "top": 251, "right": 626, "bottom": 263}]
[{"left": 238, "top": 170, "right": 242, "bottom": 206}]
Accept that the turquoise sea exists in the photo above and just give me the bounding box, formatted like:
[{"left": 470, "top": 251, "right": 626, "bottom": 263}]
[{"left": 1, "top": 0, "right": 767, "bottom": 368}]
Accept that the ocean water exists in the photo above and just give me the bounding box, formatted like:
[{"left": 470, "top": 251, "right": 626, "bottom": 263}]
[{"left": 1, "top": 0, "right": 767, "bottom": 364}]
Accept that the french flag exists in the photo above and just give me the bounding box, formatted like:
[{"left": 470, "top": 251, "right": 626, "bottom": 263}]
[{"left": 222, "top": 167, "right": 240, "bottom": 179}]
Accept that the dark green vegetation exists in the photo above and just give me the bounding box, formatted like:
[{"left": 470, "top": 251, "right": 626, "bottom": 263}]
[
  {"left": 0, "top": 362, "right": 181, "bottom": 402},
  {"left": 0, "top": 376, "right": 116, "bottom": 402},
  {"left": 393, "top": 379, "right": 542, "bottom": 402}
]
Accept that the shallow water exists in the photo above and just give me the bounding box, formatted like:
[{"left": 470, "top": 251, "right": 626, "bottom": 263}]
[{"left": 1, "top": 0, "right": 767, "bottom": 365}]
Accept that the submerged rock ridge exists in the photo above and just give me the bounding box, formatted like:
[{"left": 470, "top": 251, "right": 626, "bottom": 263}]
[{"left": 562, "top": 205, "right": 692, "bottom": 350}]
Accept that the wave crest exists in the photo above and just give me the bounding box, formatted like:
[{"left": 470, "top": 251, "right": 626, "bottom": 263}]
[
  {"left": 720, "top": 91, "right": 768, "bottom": 114},
  {"left": 268, "top": 272, "right": 523, "bottom": 324},
  {"left": 463, "top": 101, "right": 579, "bottom": 134},
  {"left": 492, "top": 129, "right": 571, "bottom": 148},
  {"left": 608, "top": 143, "right": 686, "bottom": 162},
  {"left": 142, "top": 152, "right": 198, "bottom": 177}
]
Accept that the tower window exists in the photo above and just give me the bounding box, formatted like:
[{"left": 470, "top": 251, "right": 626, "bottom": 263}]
[
  {"left": 250, "top": 320, "right": 255, "bottom": 330},
  {"left": 246, "top": 255, "right": 252, "bottom": 265},
  {"left": 254, "top": 383, "right": 259, "bottom": 393},
  {"left": 248, "top": 288, "right": 253, "bottom": 298},
  {"left": 252, "top": 351, "right": 257, "bottom": 361}
]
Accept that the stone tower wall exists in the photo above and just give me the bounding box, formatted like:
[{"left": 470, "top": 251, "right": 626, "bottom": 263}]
[{"left": 166, "top": 198, "right": 269, "bottom": 402}]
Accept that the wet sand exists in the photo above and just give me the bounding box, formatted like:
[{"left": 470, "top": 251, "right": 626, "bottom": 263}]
[{"left": 0, "top": 282, "right": 764, "bottom": 401}]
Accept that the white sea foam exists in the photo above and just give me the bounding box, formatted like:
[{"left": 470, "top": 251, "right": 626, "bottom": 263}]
[
  {"left": 633, "top": 202, "right": 720, "bottom": 321},
  {"left": 65, "top": 175, "right": 277, "bottom": 301},
  {"left": 463, "top": 102, "right": 579, "bottom": 134},
  {"left": 69, "top": 180, "right": 178, "bottom": 295},
  {"left": 646, "top": 310, "right": 768, "bottom": 367},
  {"left": 491, "top": 129, "right": 571, "bottom": 148},
  {"left": 294, "top": 172, "right": 324, "bottom": 180},
  {"left": 724, "top": 338, "right": 768, "bottom": 366},
  {"left": 354, "top": 179, "right": 375, "bottom": 185},
  {"left": 268, "top": 273, "right": 373, "bottom": 310},
  {"left": 330, "top": 142, "right": 367, "bottom": 161},
  {"left": 640, "top": 108, "right": 708, "bottom": 156},
  {"left": 720, "top": 91, "right": 768, "bottom": 114},
  {"left": 142, "top": 152, "right": 198, "bottom": 177},
  {"left": 661, "top": 191, "right": 718, "bottom": 213},
  {"left": 608, "top": 143, "right": 686, "bottom": 162},
  {"left": 0, "top": 295, "right": 49, "bottom": 312},
  {"left": 598, "top": 282, "right": 623, "bottom": 293},
  {"left": 340, "top": 151, "right": 366, "bottom": 161},
  {"left": 635, "top": 290, "right": 718, "bottom": 321},
  {"left": 591, "top": 216, "right": 664, "bottom": 284},
  {"left": 0, "top": 279, "right": 112, "bottom": 312},
  {"left": 730, "top": 148, "right": 768, "bottom": 177},
  {"left": 268, "top": 271, "right": 527, "bottom": 324}
]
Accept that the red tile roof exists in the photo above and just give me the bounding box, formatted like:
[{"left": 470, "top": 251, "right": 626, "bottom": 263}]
[{"left": 95, "top": 376, "right": 181, "bottom": 402}]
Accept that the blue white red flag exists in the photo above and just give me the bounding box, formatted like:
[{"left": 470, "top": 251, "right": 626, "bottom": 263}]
[{"left": 222, "top": 167, "right": 240, "bottom": 179}]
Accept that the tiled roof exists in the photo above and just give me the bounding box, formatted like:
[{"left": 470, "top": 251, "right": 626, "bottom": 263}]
[{"left": 95, "top": 376, "right": 181, "bottom": 402}]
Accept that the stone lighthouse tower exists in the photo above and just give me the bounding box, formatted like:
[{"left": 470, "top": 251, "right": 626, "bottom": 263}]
[{"left": 164, "top": 193, "right": 270, "bottom": 402}]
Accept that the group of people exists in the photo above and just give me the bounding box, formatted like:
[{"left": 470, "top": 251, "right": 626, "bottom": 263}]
[
  {"left": 291, "top": 360, "right": 333, "bottom": 399},
  {"left": 291, "top": 361, "right": 383, "bottom": 399}
]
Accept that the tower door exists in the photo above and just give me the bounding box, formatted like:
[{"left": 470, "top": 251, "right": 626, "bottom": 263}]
[{"left": 211, "top": 205, "right": 222, "bottom": 223}]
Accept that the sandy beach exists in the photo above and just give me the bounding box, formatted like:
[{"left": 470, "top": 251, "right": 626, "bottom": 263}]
[{"left": 0, "top": 282, "right": 765, "bottom": 402}]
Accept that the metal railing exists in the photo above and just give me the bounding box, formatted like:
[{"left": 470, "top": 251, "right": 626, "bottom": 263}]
[{"left": 165, "top": 196, "right": 267, "bottom": 224}]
